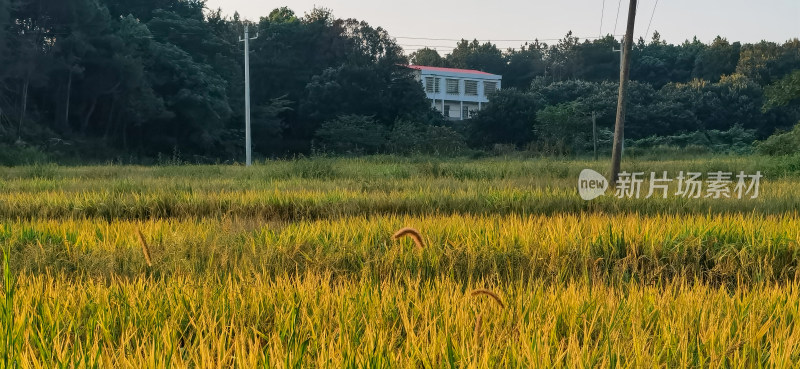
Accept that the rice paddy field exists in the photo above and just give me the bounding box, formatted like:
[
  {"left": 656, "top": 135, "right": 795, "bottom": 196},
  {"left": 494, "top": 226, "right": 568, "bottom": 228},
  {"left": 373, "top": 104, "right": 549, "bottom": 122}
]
[{"left": 3, "top": 155, "right": 800, "bottom": 367}]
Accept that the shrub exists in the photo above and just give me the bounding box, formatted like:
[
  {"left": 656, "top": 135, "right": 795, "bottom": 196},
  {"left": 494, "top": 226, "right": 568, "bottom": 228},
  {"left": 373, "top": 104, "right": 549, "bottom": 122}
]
[
  {"left": 629, "top": 124, "right": 757, "bottom": 155},
  {"left": 756, "top": 122, "right": 800, "bottom": 156},
  {"left": 314, "top": 115, "right": 388, "bottom": 155},
  {"left": 0, "top": 144, "right": 49, "bottom": 166},
  {"left": 533, "top": 102, "right": 592, "bottom": 156},
  {"left": 388, "top": 120, "right": 467, "bottom": 156},
  {"left": 467, "top": 89, "right": 541, "bottom": 148}
]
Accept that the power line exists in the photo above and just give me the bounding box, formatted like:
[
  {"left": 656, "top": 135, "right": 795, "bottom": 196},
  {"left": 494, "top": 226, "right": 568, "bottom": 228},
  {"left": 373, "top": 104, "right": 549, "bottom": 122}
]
[
  {"left": 613, "top": 0, "right": 623, "bottom": 35},
  {"left": 600, "top": 0, "right": 606, "bottom": 37},
  {"left": 395, "top": 35, "right": 623, "bottom": 43},
  {"left": 644, "top": 0, "right": 660, "bottom": 40},
  {"left": 398, "top": 33, "right": 628, "bottom": 53},
  {"left": 399, "top": 44, "right": 456, "bottom": 49}
]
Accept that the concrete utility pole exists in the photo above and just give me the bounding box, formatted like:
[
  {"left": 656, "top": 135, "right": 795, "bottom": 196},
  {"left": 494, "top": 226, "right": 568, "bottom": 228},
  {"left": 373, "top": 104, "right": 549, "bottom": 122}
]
[
  {"left": 592, "top": 111, "right": 598, "bottom": 161},
  {"left": 240, "top": 24, "right": 258, "bottom": 167},
  {"left": 609, "top": 0, "right": 637, "bottom": 186},
  {"left": 612, "top": 40, "right": 623, "bottom": 69}
]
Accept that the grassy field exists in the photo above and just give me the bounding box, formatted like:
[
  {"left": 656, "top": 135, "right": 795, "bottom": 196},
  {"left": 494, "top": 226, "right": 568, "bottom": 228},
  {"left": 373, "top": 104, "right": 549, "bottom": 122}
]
[{"left": 2, "top": 156, "right": 800, "bottom": 367}]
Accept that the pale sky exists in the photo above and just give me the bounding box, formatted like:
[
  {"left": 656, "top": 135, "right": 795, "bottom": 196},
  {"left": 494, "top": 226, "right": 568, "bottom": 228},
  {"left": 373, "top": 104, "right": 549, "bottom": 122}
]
[{"left": 205, "top": 0, "right": 800, "bottom": 54}]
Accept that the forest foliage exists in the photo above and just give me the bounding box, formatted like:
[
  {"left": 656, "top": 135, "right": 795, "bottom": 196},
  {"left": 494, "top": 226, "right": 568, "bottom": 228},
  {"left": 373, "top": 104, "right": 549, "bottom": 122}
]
[{"left": 0, "top": 0, "right": 798, "bottom": 162}]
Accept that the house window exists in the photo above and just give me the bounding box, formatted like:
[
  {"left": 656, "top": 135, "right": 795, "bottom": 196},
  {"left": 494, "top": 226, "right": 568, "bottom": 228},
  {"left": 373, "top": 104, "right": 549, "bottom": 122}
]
[
  {"left": 443, "top": 105, "right": 450, "bottom": 117},
  {"left": 425, "top": 77, "right": 440, "bottom": 93},
  {"left": 446, "top": 79, "right": 460, "bottom": 95},
  {"left": 462, "top": 105, "right": 469, "bottom": 118},
  {"left": 465, "top": 80, "right": 478, "bottom": 96},
  {"left": 484, "top": 81, "right": 498, "bottom": 95}
]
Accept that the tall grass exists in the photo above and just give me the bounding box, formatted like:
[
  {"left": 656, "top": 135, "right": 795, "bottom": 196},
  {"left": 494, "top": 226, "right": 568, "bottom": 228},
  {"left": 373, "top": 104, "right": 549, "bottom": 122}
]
[
  {"left": 2, "top": 242, "right": 20, "bottom": 369},
  {"left": 1, "top": 156, "right": 799, "bottom": 366},
  {"left": 2, "top": 272, "right": 800, "bottom": 367},
  {"left": 1, "top": 214, "right": 798, "bottom": 286},
  {"left": 0, "top": 178, "right": 799, "bottom": 220}
]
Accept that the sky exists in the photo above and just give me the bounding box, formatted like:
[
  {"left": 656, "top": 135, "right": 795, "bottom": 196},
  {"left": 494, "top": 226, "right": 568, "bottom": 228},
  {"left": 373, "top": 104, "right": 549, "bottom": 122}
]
[{"left": 204, "top": 0, "right": 800, "bottom": 54}]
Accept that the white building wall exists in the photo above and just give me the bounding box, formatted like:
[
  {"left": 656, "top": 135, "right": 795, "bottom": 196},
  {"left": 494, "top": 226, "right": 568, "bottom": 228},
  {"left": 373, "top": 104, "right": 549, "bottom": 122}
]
[{"left": 412, "top": 68, "right": 502, "bottom": 120}]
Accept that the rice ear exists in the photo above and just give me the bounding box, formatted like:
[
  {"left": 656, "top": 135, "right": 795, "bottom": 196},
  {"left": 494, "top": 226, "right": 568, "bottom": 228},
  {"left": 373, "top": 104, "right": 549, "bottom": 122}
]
[
  {"left": 474, "top": 313, "right": 483, "bottom": 337},
  {"left": 470, "top": 289, "right": 504, "bottom": 309},
  {"left": 136, "top": 228, "right": 153, "bottom": 267},
  {"left": 392, "top": 227, "right": 425, "bottom": 250},
  {"left": 475, "top": 314, "right": 483, "bottom": 337}
]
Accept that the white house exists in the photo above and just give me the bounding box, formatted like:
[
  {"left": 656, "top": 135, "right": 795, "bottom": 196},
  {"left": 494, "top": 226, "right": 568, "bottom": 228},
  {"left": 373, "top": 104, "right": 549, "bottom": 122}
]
[{"left": 408, "top": 65, "right": 502, "bottom": 120}]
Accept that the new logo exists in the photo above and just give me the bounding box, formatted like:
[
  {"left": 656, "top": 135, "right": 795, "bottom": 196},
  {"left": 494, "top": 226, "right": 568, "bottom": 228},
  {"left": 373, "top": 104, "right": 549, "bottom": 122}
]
[{"left": 578, "top": 169, "right": 608, "bottom": 201}]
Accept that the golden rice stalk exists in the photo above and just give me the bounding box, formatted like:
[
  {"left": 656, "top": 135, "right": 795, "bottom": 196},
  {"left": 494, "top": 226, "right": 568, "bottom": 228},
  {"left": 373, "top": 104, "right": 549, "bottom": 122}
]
[
  {"left": 470, "top": 289, "right": 505, "bottom": 309},
  {"left": 392, "top": 227, "right": 424, "bottom": 250},
  {"left": 474, "top": 313, "right": 483, "bottom": 338},
  {"left": 136, "top": 228, "right": 153, "bottom": 267}
]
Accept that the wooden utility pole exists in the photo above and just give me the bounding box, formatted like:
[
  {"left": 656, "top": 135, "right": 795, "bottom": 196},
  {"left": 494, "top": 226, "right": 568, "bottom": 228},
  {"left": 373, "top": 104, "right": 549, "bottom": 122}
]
[
  {"left": 609, "top": 0, "right": 637, "bottom": 185},
  {"left": 612, "top": 39, "right": 624, "bottom": 155}
]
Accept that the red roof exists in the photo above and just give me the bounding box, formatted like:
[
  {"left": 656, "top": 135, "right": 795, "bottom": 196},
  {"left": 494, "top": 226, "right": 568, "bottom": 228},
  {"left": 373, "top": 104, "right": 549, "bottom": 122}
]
[{"left": 407, "top": 65, "right": 496, "bottom": 76}]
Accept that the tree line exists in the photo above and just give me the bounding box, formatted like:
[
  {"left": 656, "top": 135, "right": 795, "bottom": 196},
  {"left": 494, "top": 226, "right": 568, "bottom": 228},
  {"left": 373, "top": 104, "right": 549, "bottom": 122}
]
[
  {"left": 0, "top": 0, "right": 798, "bottom": 163},
  {"left": 415, "top": 34, "right": 800, "bottom": 154}
]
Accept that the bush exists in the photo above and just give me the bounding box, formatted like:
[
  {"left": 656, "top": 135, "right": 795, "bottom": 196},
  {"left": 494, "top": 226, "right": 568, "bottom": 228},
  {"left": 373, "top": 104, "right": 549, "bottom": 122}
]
[
  {"left": 762, "top": 153, "right": 800, "bottom": 176},
  {"left": 467, "top": 89, "right": 541, "bottom": 148},
  {"left": 492, "top": 144, "right": 517, "bottom": 156},
  {"left": 314, "top": 115, "right": 388, "bottom": 155},
  {"left": 388, "top": 120, "right": 467, "bottom": 156},
  {"left": 756, "top": 122, "right": 800, "bottom": 156},
  {"left": 533, "top": 102, "right": 592, "bottom": 156},
  {"left": 629, "top": 124, "right": 757, "bottom": 155},
  {"left": 293, "top": 157, "right": 338, "bottom": 179},
  {"left": 626, "top": 145, "right": 712, "bottom": 160},
  {"left": 0, "top": 144, "right": 49, "bottom": 166}
]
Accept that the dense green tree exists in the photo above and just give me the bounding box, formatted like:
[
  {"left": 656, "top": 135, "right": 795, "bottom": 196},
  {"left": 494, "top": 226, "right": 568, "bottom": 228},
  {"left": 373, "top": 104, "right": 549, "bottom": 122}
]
[
  {"left": 1, "top": 1, "right": 799, "bottom": 161},
  {"left": 105, "top": 0, "right": 204, "bottom": 21},
  {"left": 534, "top": 102, "right": 591, "bottom": 155},
  {"left": 46, "top": 0, "right": 120, "bottom": 136},
  {"left": 298, "top": 16, "right": 428, "bottom": 149},
  {"left": 629, "top": 33, "right": 704, "bottom": 87},
  {"left": 764, "top": 70, "right": 800, "bottom": 110},
  {"left": 468, "top": 89, "right": 541, "bottom": 148},
  {"left": 545, "top": 31, "right": 581, "bottom": 81},
  {"left": 247, "top": 8, "right": 348, "bottom": 150},
  {"left": 0, "top": 0, "right": 7, "bottom": 62},
  {"left": 103, "top": 15, "right": 170, "bottom": 151},
  {"left": 148, "top": 8, "right": 227, "bottom": 64},
  {"left": 266, "top": 6, "right": 297, "bottom": 23},
  {"left": 302, "top": 63, "right": 427, "bottom": 131},
  {"left": 737, "top": 40, "right": 800, "bottom": 86},
  {"left": 573, "top": 35, "right": 620, "bottom": 82},
  {"left": 388, "top": 119, "right": 466, "bottom": 155},
  {"left": 144, "top": 40, "right": 231, "bottom": 153},
  {"left": 410, "top": 48, "right": 447, "bottom": 67},
  {"left": 4, "top": 0, "right": 64, "bottom": 139},
  {"left": 0, "top": 0, "right": 9, "bottom": 133},
  {"left": 315, "top": 114, "right": 387, "bottom": 154},
  {"left": 756, "top": 122, "right": 800, "bottom": 156},
  {"left": 528, "top": 76, "right": 765, "bottom": 140},
  {"left": 503, "top": 42, "right": 547, "bottom": 89},
  {"left": 250, "top": 96, "right": 292, "bottom": 155},
  {"left": 692, "top": 36, "right": 741, "bottom": 82},
  {"left": 531, "top": 78, "right": 600, "bottom": 106},
  {"left": 446, "top": 39, "right": 505, "bottom": 75}
]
